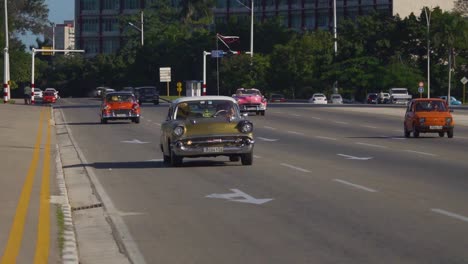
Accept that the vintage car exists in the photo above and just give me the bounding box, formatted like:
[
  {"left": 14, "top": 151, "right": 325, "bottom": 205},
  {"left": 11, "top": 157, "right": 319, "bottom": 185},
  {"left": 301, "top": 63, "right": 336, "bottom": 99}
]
[
  {"left": 134, "top": 86, "right": 159, "bottom": 105},
  {"left": 232, "top": 88, "right": 267, "bottom": 116},
  {"left": 270, "top": 94, "right": 286, "bottom": 103},
  {"left": 404, "top": 98, "right": 454, "bottom": 138},
  {"left": 160, "top": 96, "right": 255, "bottom": 166},
  {"left": 42, "top": 91, "right": 57, "bottom": 104},
  {"left": 100, "top": 91, "right": 141, "bottom": 124}
]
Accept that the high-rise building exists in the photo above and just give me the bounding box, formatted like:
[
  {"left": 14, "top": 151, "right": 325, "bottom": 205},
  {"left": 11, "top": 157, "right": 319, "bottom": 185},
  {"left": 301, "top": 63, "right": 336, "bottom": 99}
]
[{"left": 45, "top": 21, "right": 76, "bottom": 54}]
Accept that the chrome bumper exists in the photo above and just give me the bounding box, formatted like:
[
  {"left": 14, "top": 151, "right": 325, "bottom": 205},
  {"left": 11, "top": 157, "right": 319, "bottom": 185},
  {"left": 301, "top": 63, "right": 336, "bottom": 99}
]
[
  {"left": 102, "top": 112, "right": 140, "bottom": 119},
  {"left": 172, "top": 137, "right": 255, "bottom": 157},
  {"left": 239, "top": 104, "right": 266, "bottom": 111}
]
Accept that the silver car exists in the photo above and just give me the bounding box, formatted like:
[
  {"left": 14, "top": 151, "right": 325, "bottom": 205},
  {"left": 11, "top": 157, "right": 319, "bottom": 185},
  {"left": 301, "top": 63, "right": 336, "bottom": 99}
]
[{"left": 330, "top": 94, "right": 343, "bottom": 104}]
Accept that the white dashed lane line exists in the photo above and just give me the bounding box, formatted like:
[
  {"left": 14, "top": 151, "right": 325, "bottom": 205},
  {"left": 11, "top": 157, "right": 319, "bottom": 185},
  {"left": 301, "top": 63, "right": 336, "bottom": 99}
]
[
  {"left": 315, "top": 136, "right": 338, "bottom": 141},
  {"left": 355, "top": 142, "right": 388, "bottom": 149},
  {"left": 333, "top": 179, "right": 378, "bottom": 193},
  {"left": 154, "top": 122, "right": 161, "bottom": 126},
  {"left": 253, "top": 155, "right": 262, "bottom": 159},
  {"left": 404, "top": 150, "right": 437, "bottom": 157},
  {"left": 290, "top": 114, "right": 301, "bottom": 117},
  {"left": 280, "top": 163, "right": 311, "bottom": 173},
  {"left": 361, "top": 125, "right": 378, "bottom": 129},
  {"left": 263, "top": 126, "right": 277, "bottom": 130},
  {"left": 431, "top": 209, "right": 468, "bottom": 223},
  {"left": 257, "top": 137, "right": 279, "bottom": 142},
  {"left": 334, "top": 121, "right": 349, "bottom": 125},
  {"left": 311, "top": 117, "right": 322, "bottom": 120},
  {"left": 287, "top": 131, "right": 304, "bottom": 136}
]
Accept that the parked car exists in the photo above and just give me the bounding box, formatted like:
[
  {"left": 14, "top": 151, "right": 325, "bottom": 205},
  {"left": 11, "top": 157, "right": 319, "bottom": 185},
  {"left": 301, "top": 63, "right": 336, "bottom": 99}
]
[
  {"left": 366, "top": 93, "right": 378, "bottom": 104},
  {"left": 439, "top": 96, "right": 462, "bottom": 106},
  {"left": 33, "top": 88, "right": 43, "bottom": 99},
  {"left": 269, "top": 94, "right": 286, "bottom": 102},
  {"left": 403, "top": 98, "right": 454, "bottom": 138},
  {"left": 42, "top": 91, "right": 57, "bottom": 104},
  {"left": 330, "top": 94, "right": 343, "bottom": 104},
  {"left": 122, "top": 87, "right": 135, "bottom": 94},
  {"left": 232, "top": 88, "right": 267, "bottom": 115},
  {"left": 100, "top": 92, "right": 141, "bottom": 124},
  {"left": 134, "top": 86, "right": 159, "bottom": 105},
  {"left": 308, "top": 93, "right": 328, "bottom": 104},
  {"left": 389, "top": 87, "right": 412, "bottom": 105},
  {"left": 160, "top": 96, "right": 254, "bottom": 166},
  {"left": 45, "top": 88, "right": 59, "bottom": 99},
  {"left": 378, "top": 92, "right": 391, "bottom": 104}
]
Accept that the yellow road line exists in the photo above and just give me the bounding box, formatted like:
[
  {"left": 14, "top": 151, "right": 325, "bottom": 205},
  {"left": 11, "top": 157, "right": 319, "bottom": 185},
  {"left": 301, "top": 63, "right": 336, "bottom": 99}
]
[
  {"left": 0, "top": 107, "right": 46, "bottom": 264},
  {"left": 34, "top": 108, "right": 52, "bottom": 264}
]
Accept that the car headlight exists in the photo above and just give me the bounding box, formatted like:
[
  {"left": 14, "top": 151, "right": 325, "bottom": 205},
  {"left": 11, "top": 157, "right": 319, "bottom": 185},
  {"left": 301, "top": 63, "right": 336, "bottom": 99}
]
[
  {"left": 238, "top": 121, "right": 253, "bottom": 133},
  {"left": 419, "top": 118, "right": 425, "bottom": 124},
  {"left": 173, "top": 126, "right": 185, "bottom": 137},
  {"left": 446, "top": 117, "right": 452, "bottom": 124}
]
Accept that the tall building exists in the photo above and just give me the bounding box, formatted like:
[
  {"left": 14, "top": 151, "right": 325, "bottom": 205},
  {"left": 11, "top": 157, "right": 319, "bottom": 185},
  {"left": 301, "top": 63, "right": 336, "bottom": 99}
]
[
  {"left": 213, "top": 0, "right": 454, "bottom": 31},
  {"left": 75, "top": 0, "right": 158, "bottom": 56},
  {"left": 45, "top": 21, "right": 76, "bottom": 53}
]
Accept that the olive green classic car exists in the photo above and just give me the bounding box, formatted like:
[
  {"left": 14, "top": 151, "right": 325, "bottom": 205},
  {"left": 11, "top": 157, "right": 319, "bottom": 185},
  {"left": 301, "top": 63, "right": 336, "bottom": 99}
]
[{"left": 160, "top": 96, "right": 255, "bottom": 167}]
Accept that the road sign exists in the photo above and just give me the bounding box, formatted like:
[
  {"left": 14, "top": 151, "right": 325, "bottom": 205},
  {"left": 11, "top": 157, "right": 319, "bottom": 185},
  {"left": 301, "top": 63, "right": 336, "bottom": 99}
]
[
  {"left": 159, "top": 67, "right": 171, "bottom": 82},
  {"left": 418, "top": 86, "right": 424, "bottom": 93},
  {"left": 419, "top": 81, "right": 424, "bottom": 87},
  {"left": 461, "top": 77, "right": 468, "bottom": 85},
  {"left": 176, "top": 81, "right": 182, "bottom": 96},
  {"left": 211, "top": 50, "right": 224, "bottom": 58},
  {"left": 41, "top": 46, "right": 53, "bottom": 55}
]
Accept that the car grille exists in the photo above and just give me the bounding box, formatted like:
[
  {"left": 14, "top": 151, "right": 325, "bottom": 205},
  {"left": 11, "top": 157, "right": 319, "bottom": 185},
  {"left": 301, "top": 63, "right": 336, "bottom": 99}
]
[
  {"left": 112, "top": 110, "right": 132, "bottom": 115},
  {"left": 181, "top": 136, "right": 251, "bottom": 147}
]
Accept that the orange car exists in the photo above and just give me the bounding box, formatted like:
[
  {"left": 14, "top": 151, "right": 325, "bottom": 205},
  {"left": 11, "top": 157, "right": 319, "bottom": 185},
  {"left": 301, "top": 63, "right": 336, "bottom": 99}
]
[
  {"left": 100, "top": 92, "right": 141, "bottom": 124},
  {"left": 404, "top": 98, "right": 454, "bottom": 138}
]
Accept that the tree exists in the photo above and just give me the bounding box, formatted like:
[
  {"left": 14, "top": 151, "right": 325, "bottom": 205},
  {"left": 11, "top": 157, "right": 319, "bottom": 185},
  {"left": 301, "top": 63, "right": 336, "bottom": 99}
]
[
  {"left": 6, "top": 0, "right": 49, "bottom": 35},
  {"left": 453, "top": 0, "right": 468, "bottom": 16}
]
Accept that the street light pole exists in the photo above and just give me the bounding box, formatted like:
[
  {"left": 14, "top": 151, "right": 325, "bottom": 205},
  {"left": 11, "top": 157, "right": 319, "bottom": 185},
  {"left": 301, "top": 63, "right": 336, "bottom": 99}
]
[
  {"left": 332, "top": 0, "right": 338, "bottom": 94},
  {"left": 250, "top": 0, "right": 254, "bottom": 59},
  {"left": 128, "top": 10, "right": 144, "bottom": 46},
  {"left": 424, "top": 7, "right": 431, "bottom": 98},
  {"left": 3, "top": 0, "right": 10, "bottom": 103}
]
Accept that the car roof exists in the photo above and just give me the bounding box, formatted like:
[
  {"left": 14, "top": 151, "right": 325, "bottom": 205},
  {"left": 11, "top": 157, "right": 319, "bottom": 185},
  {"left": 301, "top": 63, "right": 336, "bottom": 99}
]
[
  {"left": 135, "top": 86, "right": 156, "bottom": 89},
  {"left": 106, "top": 91, "right": 133, "bottom": 95},
  {"left": 172, "top": 96, "right": 237, "bottom": 105},
  {"left": 412, "top": 98, "right": 445, "bottom": 102}
]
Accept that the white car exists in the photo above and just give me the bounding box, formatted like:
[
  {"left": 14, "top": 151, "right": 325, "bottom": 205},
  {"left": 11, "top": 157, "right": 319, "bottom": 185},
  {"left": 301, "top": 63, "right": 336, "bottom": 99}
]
[
  {"left": 33, "top": 88, "right": 43, "bottom": 99},
  {"left": 45, "top": 88, "right": 59, "bottom": 99},
  {"left": 308, "top": 93, "right": 328, "bottom": 104},
  {"left": 330, "top": 94, "right": 343, "bottom": 104}
]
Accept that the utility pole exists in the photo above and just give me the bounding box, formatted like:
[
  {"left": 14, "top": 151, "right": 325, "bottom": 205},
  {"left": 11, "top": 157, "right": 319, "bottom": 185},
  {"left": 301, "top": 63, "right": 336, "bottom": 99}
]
[
  {"left": 128, "top": 10, "right": 144, "bottom": 46},
  {"left": 424, "top": 7, "right": 431, "bottom": 98},
  {"left": 3, "top": 0, "right": 10, "bottom": 103}
]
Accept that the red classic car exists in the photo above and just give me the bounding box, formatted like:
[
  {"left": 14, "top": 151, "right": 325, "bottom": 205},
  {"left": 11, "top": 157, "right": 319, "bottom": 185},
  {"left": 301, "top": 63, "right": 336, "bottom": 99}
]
[
  {"left": 42, "top": 91, "right": 57, "bottom": 104},
  {"left": 100, "top": 91, "right": 141, "bottom": 124},
  {"left": 232, "top": 88, "right": 267, "bottom": 116}
]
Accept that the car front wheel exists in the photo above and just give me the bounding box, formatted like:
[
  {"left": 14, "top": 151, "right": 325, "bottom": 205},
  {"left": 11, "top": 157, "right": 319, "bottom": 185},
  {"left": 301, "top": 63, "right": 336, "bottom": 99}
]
[
  {"left": 241, "top": 152, "right": 253, "bottom": 165},
  {"left": 133, "top": 117, "right": 140, "bottom": 123},
  {"left": 438, "top": 132, "right": 444, "bottom": 137},
  {"left": 404, "top": 125, "right": 410, "bottom": 138},
  {"left": 447, "top": 128, "right": 454, "bottom": 138},
  {"left": 413, "top": 125, "right": 419, "bottom": 138},
  {"left": 170, "top": 147, "right": 183, "bottom": 167}
]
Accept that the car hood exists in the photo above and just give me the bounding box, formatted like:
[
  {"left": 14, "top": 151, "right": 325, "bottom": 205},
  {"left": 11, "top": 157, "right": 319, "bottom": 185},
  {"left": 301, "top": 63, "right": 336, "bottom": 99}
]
[
  {"left": 174, "top": 118, "right": 252, "bottom": 137},
  {"left": 235, "top": 95, "right": 263, "bottom": 103}
]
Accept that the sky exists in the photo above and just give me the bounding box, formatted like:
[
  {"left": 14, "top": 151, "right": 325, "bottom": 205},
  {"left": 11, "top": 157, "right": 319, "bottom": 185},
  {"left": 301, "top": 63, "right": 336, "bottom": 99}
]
[{"left": 20, "top": 0, "right": 74, "bottom": 48}]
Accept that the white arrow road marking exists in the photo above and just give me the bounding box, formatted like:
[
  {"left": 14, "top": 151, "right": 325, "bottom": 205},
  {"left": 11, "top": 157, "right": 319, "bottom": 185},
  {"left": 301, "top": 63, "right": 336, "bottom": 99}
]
[
  {"left": 404, "top": 150, "right": 437, "bottom": 157},
  {"left": 257, "top": 137, "right": 279, "bottom": 142},
  {"left": 356, "top": 142, "right": 388, "bottom": 149},
  {"left": 263, "top": 126, "right": 277, "bottom": 130},
  {"left": 206, "top": 189, "right": 273, "bottom": 205},
  {"left": 337, "top": 154, "right": 373, "bottom": 160},
  {"left": 154, "top": 122, "right": 161, "bottom": 126},
  {"left": 287, "top": 131, "right": 304, "bottom": 135},
  {"left": 280, "top": 163, "right": 311, "bottom": 173},
  {"left": 431, "top": 209, "right": 468, "bottom": 223},
  {"left": 333, "top": 179, "right": 378, "bottom": 193},
  {"left": 121, "top": 139, "right": 149, "bottom": 144}
]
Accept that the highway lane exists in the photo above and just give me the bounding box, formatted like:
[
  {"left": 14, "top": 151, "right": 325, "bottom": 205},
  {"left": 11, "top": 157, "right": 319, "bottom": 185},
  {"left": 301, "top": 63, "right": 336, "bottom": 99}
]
[{"left": 55, "top": 98, "right": 468, "bottom": 263}]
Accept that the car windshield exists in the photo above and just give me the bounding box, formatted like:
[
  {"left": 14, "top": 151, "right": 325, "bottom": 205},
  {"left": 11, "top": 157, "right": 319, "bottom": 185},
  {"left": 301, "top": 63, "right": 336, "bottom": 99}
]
[
  {"left": 44, "top": 91, "right": 54, "bottom": 96},
  {"left": 368, "top": 94, "right": 377, "bottom": 99},
  {"left": 175, "top": 100, "right": 239, "bottom": 120},
  {"left": 271, "top": 94, "right": 283, "bottom": 99},
  {"left": 391, "top": 90, "right": 407, "bottom": 94},
  {"left": 415, "top": 101, "right": 447, "bottom": 112},
  {"left": 242, "top": 89, "right": 260, "bottom": 95},
  {"left": 106, "top": 94, "right": 135, "bottom": 102},
  {"left": 314, "top": 94, "right": 325, "bottom": 98},
  {"left": 332, "top": 95, "right": 341, "bottom": 99}
]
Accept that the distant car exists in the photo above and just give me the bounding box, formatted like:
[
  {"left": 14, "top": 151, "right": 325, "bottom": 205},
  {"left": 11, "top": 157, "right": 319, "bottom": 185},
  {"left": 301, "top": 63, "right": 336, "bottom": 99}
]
[
  {"left": 134, "top": 86, "right": 159, "bottom": 105},
  {"left": 122, "top": 87, "right": 135, "bottom": 94},
  {"left": 42, "top": 91, "right": 57, "bottom": 104},
  {"left": 366, "top": 93, "right": 378, "bottom": 104},
  {"left": 232, "top": 88, "right": 267, "bottom": 115},
  {"left": 269, "top": 94, "right": 286, "bottom": 102},
  {"left": 308, "top": 93, "right": 327, "bottom": 104},
  {"left": 404, "top": 98, "right": 454, "bottom": 138},
  {"left": 45, "top": 88, "right": 59, "bottom": 99},
  {"left": 330, "top": 94, "right": 343, "bottom": 104},
  {"left": 378, "top": 92, "right": 391, "bottom": 104},
  {"left": 439, "top": 96, "right": 462, "bottom": 106},
  {"left": 100, "top": 92, "right": 141, "bottom": 124},
  {"left": 160, "top": 96, "right": 254, "bottom": 166},
  {"left": 95, "top": 86, "right": 111, "bottom": 98},
  {"left": 33, "top": 88, "right": 43, "bottom": 99}
]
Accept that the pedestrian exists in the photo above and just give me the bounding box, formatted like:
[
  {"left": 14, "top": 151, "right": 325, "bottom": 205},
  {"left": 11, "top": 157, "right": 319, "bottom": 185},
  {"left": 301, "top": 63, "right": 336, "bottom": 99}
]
[{"left": 24, "top": 85, "right": 32, "bottom": 105}]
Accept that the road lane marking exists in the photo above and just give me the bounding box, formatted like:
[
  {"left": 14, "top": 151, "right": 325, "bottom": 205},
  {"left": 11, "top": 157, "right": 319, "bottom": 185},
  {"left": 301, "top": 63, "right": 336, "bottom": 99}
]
[
  {"left": 34, "top": 109, "right": 52, "bottom": 264},
  {"left": 361, "top": 125, "right": 378, "bottom": 129},
  {"left": 431, "top": 209, "right": 468, "bottom": 223},
  {"left": 257, "top": 137, "right": 279, "bottom": 142},
  {"left": 355, "top": 142, "right": 388, "bottom": 149},
  {"left": 206, "top": 189, "right": 273, "bottom": 205},
  {"left": 311, "top": 117, "right": 321, "bottom": 120},
  {"left": 290, "top": 114, "right": 301, "bottom": 117},
  {"left": 315, "top": 136, "right": 337, "bottom": 141},
  {"left": 334, "top": 121, "right": 349, "bottom": 125},
  {"left": 263, "top": 126, "right": 276, "bottom": 130},
  {"left": 333, "top": 179, "right": 378, "bottom": 193},
  {"left": 147, "top": 119, "right": 152, "bottom": 122},
  {"left": 121, "top": 139, "right": 149, "bottom": 144},
  {"left": 154, "top": 122, "right": 161, "bottom": 126},
  {"left": 337, "top": 154, "right": 373, "bottom": 160},
  {"left": 287, "top": 131, "right": 304, "bottom": 136},
  {"left": 1, "top": 108, "right": 46, "bottom": 264},
  {"left": 147, "top": 159, "right": 164, "bottom": 162},
  {"left": 404, "top": 150, "right": 437, "bottom": 157},
  {"left": 253, "top": 155, "right": 262, "bottom": 158},
  {"left": 280, "top": 163, "right": 311, "bottom": 173}
]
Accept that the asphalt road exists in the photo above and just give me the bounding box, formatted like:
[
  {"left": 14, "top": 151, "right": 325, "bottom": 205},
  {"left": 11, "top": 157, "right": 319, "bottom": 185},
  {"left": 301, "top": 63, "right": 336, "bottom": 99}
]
[{"left": 56, "top": 98, "right": 468, "bottom": 264}]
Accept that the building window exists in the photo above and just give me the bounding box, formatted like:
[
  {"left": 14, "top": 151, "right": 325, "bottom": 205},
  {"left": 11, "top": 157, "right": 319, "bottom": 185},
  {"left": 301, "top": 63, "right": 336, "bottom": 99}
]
[
  {"left": 361, "top": 0, "right": 374, "bottom": 5},
  {"left": 216, "top": 0, "right": 227, "bottom": 8},
  {"left": 347, "top": 0, "right": 359, "bottom": 6},
  {"left": 102, "top": 18, "right": 119, "bottom": 32},
  {"left": 81, "top": 0, "right": 98, "bottom": 10},
  {"left": 291, "top": 0, "right": 301, "bottom": 8},
  {"left": 376, "top": 0, "right": 390, "bottom": 4},
  {"left": 103, "top": 38, "right": 120, "bottom": 54},
  {"left": 145, "top": 0, "right": 158, "bottom": 7},
  {"left": 291, "top": 12, "right": 301, "bottom": 28},
  {"left": 82, "top": 18, "right": 99, "bottom": 32},
  {"left": 83, "top": 39, "right": 99, "bottom": 53},
  {"left": 124, "top": 0, "right": 139, "bottom": 9},
  {"left": 103, "top": 0, "right": 120, "bottom": 10},
  {"left": 318, "top": 0, "right": 328, "bottom": 8},
  {"left": 305, "top": 11, "right": 315, "bottom": 29},
  {"left": 317, "top": 12, "right": 328, "bottom": 28}
]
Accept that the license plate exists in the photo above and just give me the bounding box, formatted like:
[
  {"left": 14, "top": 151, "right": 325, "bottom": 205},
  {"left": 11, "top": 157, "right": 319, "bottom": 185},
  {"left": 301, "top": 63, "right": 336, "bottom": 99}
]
[
  {"left": 116, "top": 114, "right": 127, "bottom": 117},
  {"left": 203, "top": 147, "right": 224, "bottom": 153},
  {"left": 248, "top": 107, "right": 257, "bottom": 110},
  {"left": 430, "top": 126, "right": 442, "bottom": 129}
]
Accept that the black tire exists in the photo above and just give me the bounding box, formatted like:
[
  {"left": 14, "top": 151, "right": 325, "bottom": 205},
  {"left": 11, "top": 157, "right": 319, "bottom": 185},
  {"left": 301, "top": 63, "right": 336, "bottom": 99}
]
[
  {"left": 101, "top": 118, "right": 107, "bottom": 124},
  {"left": 163, "top": 155, "right": 170, "bottom": 164},
  {"left": 413, "top": 125, "right": 419, "bottom": 138},
  {"left": 133, "top": 117, "right": 140, "bottom": 124},
  {"left": 404, "top": 125, "right": 410, "bottom": 138},
  {"left": 153, "top": 100, "right": 159, "bottom": 105},
  {"left": 260, "top": 111, "right": 265, "bottom": 116},
  {"left": 241, "top": 152, "right": 253, "bottom": 165},
  {"left": 438, "top": 132, "right": 445, "bottom": 137},
  {"left": 170, "top": 148, "right": 183, "bottom": 167},
  {"left": 229, "top": 156, "right": 240, "bottom": 162},
  {"left": 447, "top": 128, "right": 454, "bottom": 138}
]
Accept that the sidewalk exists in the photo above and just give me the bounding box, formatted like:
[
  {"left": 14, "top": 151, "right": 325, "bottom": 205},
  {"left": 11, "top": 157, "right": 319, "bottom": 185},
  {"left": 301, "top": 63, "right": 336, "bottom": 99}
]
[{"left": 0, "top": 101, "right": 63, "bottom": 263}]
